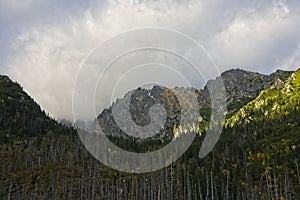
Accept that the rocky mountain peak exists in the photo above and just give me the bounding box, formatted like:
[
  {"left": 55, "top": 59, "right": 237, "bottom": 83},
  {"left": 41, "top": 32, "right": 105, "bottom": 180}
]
[
  {"left": 97, "top": 68, "right": 295, "bottom": 138},
  {"left": 216, "top": 68, "right": 293, "bottom": 112}
]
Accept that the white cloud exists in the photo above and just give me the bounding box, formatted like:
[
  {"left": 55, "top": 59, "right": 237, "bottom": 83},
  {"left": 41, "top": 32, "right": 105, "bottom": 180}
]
[
  {"left": 209, "top": 0, "right": 300, "bottom": 73},
  {"left": 1, "top": 0, "right": 300, "bottom": 120}
]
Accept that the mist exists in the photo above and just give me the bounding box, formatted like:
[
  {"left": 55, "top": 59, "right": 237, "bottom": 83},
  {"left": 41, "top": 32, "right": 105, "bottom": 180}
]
[{"left": 1, "top": 0, "right": 300, "bottom": 120}]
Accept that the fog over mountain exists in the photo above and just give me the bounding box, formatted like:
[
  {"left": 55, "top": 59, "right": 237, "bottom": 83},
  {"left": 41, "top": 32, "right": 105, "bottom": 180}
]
[{"left": 0, "top": 0, "right": 300, "bottom": 119}]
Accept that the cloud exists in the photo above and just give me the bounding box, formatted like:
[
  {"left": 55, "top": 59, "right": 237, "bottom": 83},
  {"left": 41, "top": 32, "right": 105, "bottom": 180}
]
[{"left": 1, "top": 0, "right": 300, "bottom": 120}]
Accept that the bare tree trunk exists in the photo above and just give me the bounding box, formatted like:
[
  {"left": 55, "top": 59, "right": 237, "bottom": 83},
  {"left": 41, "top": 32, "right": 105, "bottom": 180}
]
[
  {"left": 295, "top": 158, "right": 300, "bottom": 188},
  {"left": 244, "top": 152, "right": 248, "bottom": 200},
  {"left": 206, "top": 170, "right": 209, "bottom": 200},
  {"left": 251, "top": 182, "right": 255, "bottom": 200},
  {"left": 80, "top": 160, "right": 84, "bottom": 200},
  {"left": 7, "top": 182, "right": 12, "bottom": 200},
  {"left": 187, "top": 172, "right": 191, "bottom": 200},
  {"left": 226, "top": 172, "right": 229, "bottom": 200},
  {"left": 273, "top": 161, "right": 279, "bottom": 200},
  {"left": 157, "top": 185, "right": 160, "bottom": 200},
  {"left": 211, "top": 171, "right": 214, "bottom": 200},
  {"left": 198, "top": 179, "right": 203, "bottom": 200},
  {"left": 284, "top": 167, "right": 288, "bottom": 200},
  {"left": 265, "top": 174, "right": 271, "bottom": 200},
  {"left": 170, "top": 163, "right": 173, "bottom": 200}
]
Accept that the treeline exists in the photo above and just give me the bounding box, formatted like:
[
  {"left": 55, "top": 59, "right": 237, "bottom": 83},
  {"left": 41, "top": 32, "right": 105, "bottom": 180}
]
[
  {"left": 0, "top": 108, "right": 299, "bottom": 200},
  {"left": 0, "top": 76, "right": 59, "bottom": 142}
]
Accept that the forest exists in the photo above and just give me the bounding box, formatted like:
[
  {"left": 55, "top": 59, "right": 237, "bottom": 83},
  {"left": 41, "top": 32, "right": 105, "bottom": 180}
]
[{"left": 0, "top": 69, "right": 299, "bottom": 199}]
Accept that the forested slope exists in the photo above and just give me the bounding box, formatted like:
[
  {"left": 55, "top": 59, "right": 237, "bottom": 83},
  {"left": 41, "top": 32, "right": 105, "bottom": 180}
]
[{"left": 0, "top": 69, "right": 299, "bottom": 199}]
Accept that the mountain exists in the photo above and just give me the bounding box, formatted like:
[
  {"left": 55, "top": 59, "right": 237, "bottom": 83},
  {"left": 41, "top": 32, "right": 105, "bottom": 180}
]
[
  {"left": 0, "top": 75, "right": 55, "bottom": 143},
  {"left": 98, "top": 68, "right": 293, "bottom": 139},
  {"left": 218, "top": 69, "right": 292, "bottom": 112},
  {"left": 0, "top": 69, "right": 299, "bottom": 199},
  {"left": 226, "top": 69, "right": 300, "bottom": 127},
  {"left": 213, "top": 70, "right": 300, "bottom": 200}
]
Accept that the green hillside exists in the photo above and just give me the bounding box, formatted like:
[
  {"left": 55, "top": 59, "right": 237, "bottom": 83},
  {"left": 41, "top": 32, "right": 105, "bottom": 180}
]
[
  {"left": 226, "top": 70, "right": 300, "bottom": 128},
  {"left": 217, "top": 70, "right": 300, "bottom": 200}
]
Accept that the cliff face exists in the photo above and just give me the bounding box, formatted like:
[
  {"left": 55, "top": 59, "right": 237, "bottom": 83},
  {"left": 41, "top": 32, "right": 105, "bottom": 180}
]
[
  {"left": 201, "top": 69, "right": 292, "bottom": 110},
  {"left": 98, "top": 86, "right": 182, "bottom": 139}
]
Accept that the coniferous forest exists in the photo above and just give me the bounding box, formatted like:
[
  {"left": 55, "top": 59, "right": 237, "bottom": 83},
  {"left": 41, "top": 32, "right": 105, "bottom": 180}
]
[{"left": 0, "top": 69, "right": 300, "bottom": 200}]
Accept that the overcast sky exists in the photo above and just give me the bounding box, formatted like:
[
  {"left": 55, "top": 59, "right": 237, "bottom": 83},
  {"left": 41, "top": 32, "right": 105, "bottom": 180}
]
[{"left": 0, "top": 0, "right": 300, "bottom": 120}]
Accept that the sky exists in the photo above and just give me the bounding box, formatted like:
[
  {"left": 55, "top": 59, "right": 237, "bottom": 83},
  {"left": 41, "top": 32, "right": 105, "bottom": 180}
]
[{"left": 0, "top": 0, "right": 300, "bottom": 120}]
